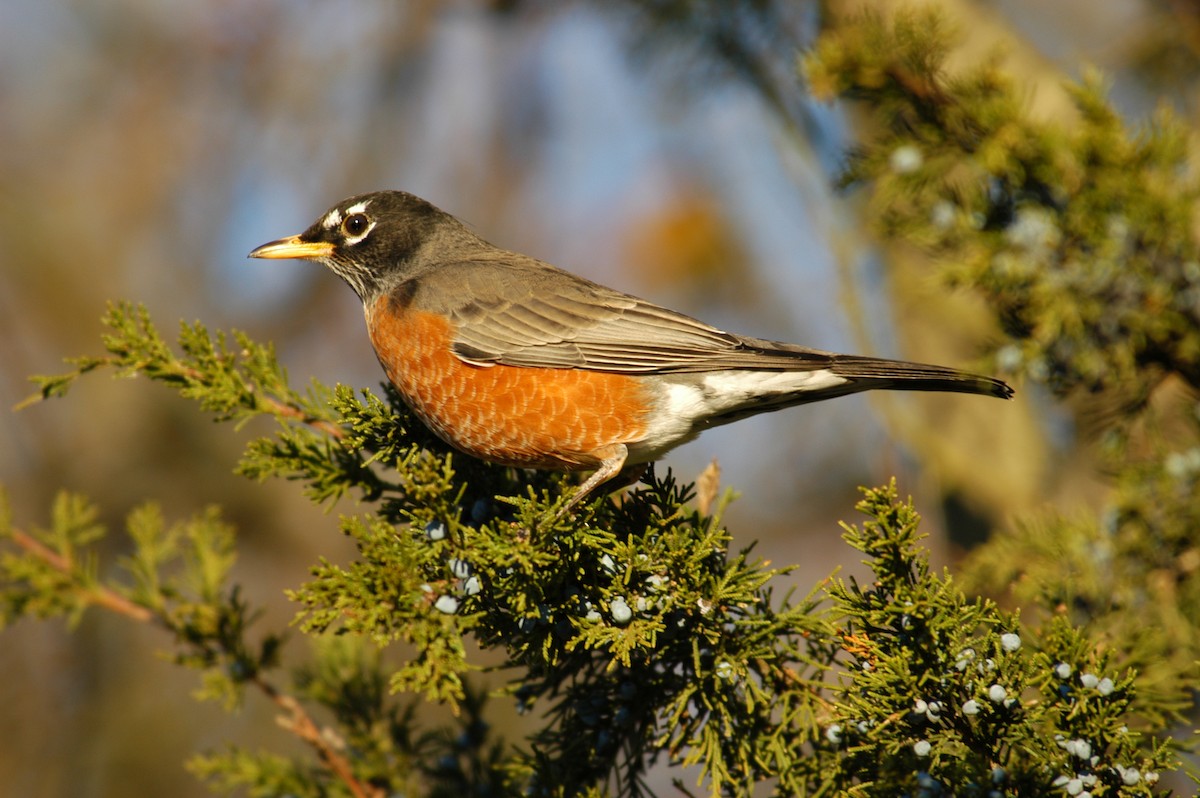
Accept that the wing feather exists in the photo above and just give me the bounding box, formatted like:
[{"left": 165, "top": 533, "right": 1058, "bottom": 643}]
[
  {"left": 418, "top": 257, "right": 1007, "bottom": 401},
  {"left": 425, "top": 259, "right": 739, "bottom": 370}
]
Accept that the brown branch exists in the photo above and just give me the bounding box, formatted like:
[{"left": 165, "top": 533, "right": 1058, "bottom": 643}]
[
  {"left": 753, "top": 657, "right": 837, "bottom": 711},
  {"left": 1167, "top": 0, "right": 1200, "bottom": 59},
  {"left": 151, "top": 358, "right": 347, "bottom": 440},
  {"left": 255, "top": 677, "right": 384, "bottom": 798},
  {"left": 887, "top": 61, "right": 949, "bottom": 107},
  {"left": 24, "top": 352, "right": 349, "bottom": 440},
  {"left": 9, "top": 525, "right": 379, "bottom": 798},
  {"left": 9, "top": 529, "right": 154, "bottom": 622},
  {"left": 258, "top": 395, "right": 346, "bottom": 440}
]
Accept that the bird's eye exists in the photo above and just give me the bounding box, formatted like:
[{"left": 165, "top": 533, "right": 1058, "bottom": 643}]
[{"left": 342, "top": 213, "right": 370, "bottom": 237}]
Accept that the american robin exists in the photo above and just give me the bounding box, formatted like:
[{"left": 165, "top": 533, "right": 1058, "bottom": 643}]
[{"left": 250, "top": 190, "right": 1012, "bottom": 510}]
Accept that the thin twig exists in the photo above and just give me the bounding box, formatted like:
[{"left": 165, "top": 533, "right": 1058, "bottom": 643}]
[
  {"left": 9, "top": 529, "right": 153, "bottom": 622},
  {"left": 8, "top": 526, "right": 380, "bottom": 798},
  {"left": 258, "top": 395, "right": 346, "bottom": 440},
  {"left": 254, "top": 677, "right": 384, "bottom": 798},
  {"left": 22, "top": 354, "right": 347, "bottom": 441},
  {"left": 160, "top": 358, "right": 348, "bottom": 440},
  {"left": 753, "top": 657, "right": 837, "bottom": 710}
]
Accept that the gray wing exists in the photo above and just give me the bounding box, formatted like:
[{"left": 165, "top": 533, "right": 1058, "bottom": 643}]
[
  {"left": 415, "top": 256, "right": 1013, "bottom": 398},
  {"left": 425, "top": 258, "right": 822, "bottom": 374}
]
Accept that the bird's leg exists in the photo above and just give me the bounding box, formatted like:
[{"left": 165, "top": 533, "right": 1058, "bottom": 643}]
[
  {"left": 603, "top": 461, "right": 652, "bottom": 499},
  {"left": 555, "top": 443, "right": 638, "bottom": 517}
]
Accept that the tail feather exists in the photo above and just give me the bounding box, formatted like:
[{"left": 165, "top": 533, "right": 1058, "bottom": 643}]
[{"left": 829, "top": 355, "right": 1014, "bottom": 400}]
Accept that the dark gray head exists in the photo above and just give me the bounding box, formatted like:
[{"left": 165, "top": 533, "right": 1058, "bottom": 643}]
[{"left": 249, "top": 190, "right": 477, "bottom": 303}]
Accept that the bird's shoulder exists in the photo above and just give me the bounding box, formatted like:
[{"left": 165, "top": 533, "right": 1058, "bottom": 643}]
[
  {"left": 391, "top": 249, "right": 837, "bottom": 374},
  {"left": 399, "top": 249, "right": 735, "bottom": 366},
  {"left": 404, "top": 250, "right": 630, "bottom": 315}
]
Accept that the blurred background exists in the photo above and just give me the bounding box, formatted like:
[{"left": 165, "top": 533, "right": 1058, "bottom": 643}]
[{"left": 1, "top": 0, "right": 1196, "bottom": 794}]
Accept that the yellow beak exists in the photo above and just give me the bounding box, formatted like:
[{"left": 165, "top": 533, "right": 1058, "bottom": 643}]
[{"left": 248, "top": 235, "right": 335, "bottom": 260}]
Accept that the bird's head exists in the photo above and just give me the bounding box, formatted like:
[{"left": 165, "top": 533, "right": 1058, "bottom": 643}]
[{"left": 249, "top": 190, "right": 461, "bottom": 303}]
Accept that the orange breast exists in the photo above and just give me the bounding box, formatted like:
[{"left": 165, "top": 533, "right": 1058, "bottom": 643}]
[{"left": 366, "top": 295, "right": 652, "bottom": 471}]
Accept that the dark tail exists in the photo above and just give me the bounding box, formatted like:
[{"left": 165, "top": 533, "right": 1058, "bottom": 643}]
[{"left": 829, "top": 355, "right": 1014, "bottom": 400}]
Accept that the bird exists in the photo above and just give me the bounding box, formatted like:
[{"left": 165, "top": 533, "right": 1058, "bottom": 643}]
[{"left": 250, "top": 190, "right": 1013, "bottom": 512}]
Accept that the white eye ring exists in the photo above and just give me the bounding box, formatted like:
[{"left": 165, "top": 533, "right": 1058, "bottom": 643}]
[{"left": 341, "top": 212, "right": 375, "bottom": 244}]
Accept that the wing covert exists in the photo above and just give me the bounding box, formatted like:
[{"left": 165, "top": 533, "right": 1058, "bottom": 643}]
[
  {"left": 444, "top": 269, "right": 753, "bottom": 372},
  {"left": 418, "top": 255, "right": 835, "bottom": 374}
]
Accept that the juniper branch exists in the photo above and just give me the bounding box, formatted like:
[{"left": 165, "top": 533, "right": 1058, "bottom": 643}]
[
  {"left": 2, "top": 498, "right": 380, "bottom": 798},
  {"left": 8, "top": 527, "right": 154, "bottom": 623},
  {"left": 17, "top": 302, "right": 345, "bottom": 439}
]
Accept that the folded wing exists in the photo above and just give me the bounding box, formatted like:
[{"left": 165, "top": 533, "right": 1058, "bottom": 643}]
[{"left": 426, "top": 257, "right": 1011, "bottom": 399}]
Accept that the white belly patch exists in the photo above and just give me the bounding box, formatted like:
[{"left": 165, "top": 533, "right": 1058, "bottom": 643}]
[{"left": 626, "top": 369, "right": 850, "bottom": 463}]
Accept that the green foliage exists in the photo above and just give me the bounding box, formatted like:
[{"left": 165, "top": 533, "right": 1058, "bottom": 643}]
[
  {"left": 0, "top": 491, "right": 109, "bottom": 628},
  {"left": 958, "top": 457, "right": 1200, "bottom": 727},
  {"left": 1, "top": 405, "right": 1181, "bottom": 796},
  {"left": 823, "top": 485, "right": 1172, "bottom": 796},
  {"left": 803, "top": 7, "right": 1200, "bottom": 400},
  {"left": 0, "top": 489, "right": 277, "bottom": 711},
  {"left": 802, "top": 5, "right": 1200, "bottom": 779}
]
